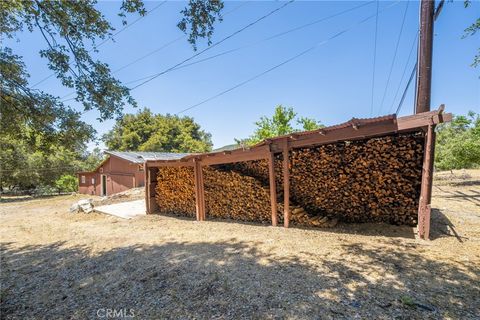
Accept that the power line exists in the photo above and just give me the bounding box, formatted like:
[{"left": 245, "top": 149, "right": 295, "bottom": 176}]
[
  {"left": 60, "top": 1, "right": 251, "bottom": 102},
  {"left": 378, "top": 0, "right": 409, "bottom": 115},
  {"left": 123, "top": 1, "right": 374, "bottom": 86},
  {"left": 130, "top": 0, "right": 295, "bottom": 91},
  {"left": 110, "top": 1, "right": 250, "bottom": 75},
  {"left": 30, "top": 1, "right": 166, "bottom": 89},
  {"left": 395, "top": 62, "right": 416, "bottom": 115},
  {"left": 388, "top": 32, "right": 418, "bottom": 114},
  {"left": 369, "top": 0, "right": 379, "bottom": 116},
  {"left": 95, "top": 1, "right": 167, "bottom": 49},
  {"left": 122, "top": 1, "right": 375, "bottom": 86},
  {"left": 177, "top": 1, "right": 400, "bottom": 115}
]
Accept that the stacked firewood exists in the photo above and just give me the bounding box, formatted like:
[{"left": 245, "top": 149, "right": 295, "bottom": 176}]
[
  {"left": 278, "top": 204, "right": 338, "bottom": 228},
  {"left": 154, "top": 133, "right": 424, "bottom": 227},
  {"left": 203, "top": 164, "right": 272, "bottom": 223},
  {"left": 155, "top": 167, "right": 196, "bottom": 217},
  {"left": 289, "top": 133, "right": 424, "bottom": 225}
]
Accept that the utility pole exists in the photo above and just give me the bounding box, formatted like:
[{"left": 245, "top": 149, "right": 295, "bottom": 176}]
[{"left": 415, "top": 0, "right": 435, "bottom": 114}]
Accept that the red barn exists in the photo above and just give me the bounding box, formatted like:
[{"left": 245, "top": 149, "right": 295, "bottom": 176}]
[{"left": 77, "top": 151, "right": 188, "bottom": 196}]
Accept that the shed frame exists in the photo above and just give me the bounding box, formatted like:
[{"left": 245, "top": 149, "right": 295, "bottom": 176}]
[{"left": 146, "top": 107, "right": 451, "bottom": 239}]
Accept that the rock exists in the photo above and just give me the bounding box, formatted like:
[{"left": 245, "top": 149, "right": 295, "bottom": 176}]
[
  {"left": 70, "top": 199, "right": 94, "bottom": 214},
  {"left": 69, "top": 203, "right": 80, "bottom": 213}
]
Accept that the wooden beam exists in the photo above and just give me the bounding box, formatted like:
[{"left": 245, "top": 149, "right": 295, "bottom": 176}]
[
  {"left": 145, "top": 164, "right": 150, "bottom": 214},
  {"left": 145, "top": 166, "right": 159, "bottom": 214},
  {"left": 147, "top": 160, "right": 195, "bottom": 167},
  {"left": 268, "top": 152, "right": 278, "bottom": 227},
  {"left": 286, "top": 121, "right": 398, "bottom": 150},
  {"left": 282, "top": 141, "right": 290, "bottom": 228},
  {"left": 193, "top": 160, "right": 203, "bottom": 221},
  {"left": 198, "top": 163, "right": 206, "bottom": 221},
  {"left": 201, "top": 148, "right": 270, "bottom": 166},
  {"left": 397, "top": 111, "right": 452, "bottom": 131},
  {"left": 418, "top": 124, "right": 436, "bottom": 239}
]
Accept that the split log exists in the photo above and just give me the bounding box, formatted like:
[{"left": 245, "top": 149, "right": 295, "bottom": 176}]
[
  {"left": 203, "top": 163, "right": 272, "bottom": 223},
  {"left": 155, "top": 166, "right": 195, "bottom": 217}
]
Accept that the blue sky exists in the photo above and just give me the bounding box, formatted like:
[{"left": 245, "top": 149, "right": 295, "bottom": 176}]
[{"left": 8, "top": 0, "right": 480, "bottom": 150}]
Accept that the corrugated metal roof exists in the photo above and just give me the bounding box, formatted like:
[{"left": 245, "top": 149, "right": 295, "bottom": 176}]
[
  {"left": 105, "top": 151, "right": 191, "bottom": 163},
  {"left": 213, "top": 144, "right": 240, "bottom": 152}
]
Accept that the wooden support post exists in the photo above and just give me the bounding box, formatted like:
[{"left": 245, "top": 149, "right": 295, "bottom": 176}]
[
  {"left": 199, "top": 164, "right": 206, "bottom": 221},
  {"left": 418, "top": 124, "right": 436, "bottom": 239},
  {"left": 268, "top": 152, "right": 278, "bottom": 227},
  {"left": 193, "top": 159, "right": 205, "bottom": 221},
  {"left": 283, "top": 141, "right": 290, "bottom": 228},
  {"left": 144, "top": 163, "right": 149, "bottom": 214}
]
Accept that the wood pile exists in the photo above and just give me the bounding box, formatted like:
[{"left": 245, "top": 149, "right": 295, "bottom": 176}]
[
  {"left": 155, "top": 167, "right": 196, "bottom": 217},
  {"left": 289, "top": 133, "right": 424, "bottom": 225},
  {"left": 153, "top": 132, "right": 424, "bottom": 227},
  {"left": 203, "top": 164, "right": 272, "bottom": 223},
  {"left": 278, "top": 204, "right": 338, "bottom": 228}
]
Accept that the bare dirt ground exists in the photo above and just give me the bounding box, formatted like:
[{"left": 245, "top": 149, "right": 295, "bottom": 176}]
[{"left": 1, "top": 171, "right": 479, "bottom": 319}]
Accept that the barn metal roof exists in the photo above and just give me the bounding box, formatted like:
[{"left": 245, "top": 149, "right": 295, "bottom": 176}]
[{"left": 105, "top": 151, "right": 191, "bottom": 163}]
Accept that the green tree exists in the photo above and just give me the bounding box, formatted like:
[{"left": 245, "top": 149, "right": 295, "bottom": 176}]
[
  {"left": 103, "top": 108, "right": 213, "bottom": 153},
  {"left": 1, "top": 0, "right": 223, "bottom": 191},
  {"left": 435, "top": 111, "right": 480, "bottom": 170},
  {"left": 464, "top": 0, "right": 480, "bottom": 67},
  {"left": 82, "top": 147, "right": 106, "bottom": 171},
  {"left": 237, "top": 105, "right": 324, "bottom": 146},
  {"left": 1, "top": 0, "right": 224, "bottom": 140},
  {"left": 55, "top": 175, "right": 78, "bottom": 193}
]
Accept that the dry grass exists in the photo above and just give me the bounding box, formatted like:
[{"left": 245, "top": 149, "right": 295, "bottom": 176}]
[{"left": 1, "top": 171, "right": 479, "bottom": 319}]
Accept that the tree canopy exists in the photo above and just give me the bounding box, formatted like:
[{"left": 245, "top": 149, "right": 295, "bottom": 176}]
[
  {"left": 464, "top": 0, "right": 480, "bottom": 67},
  {"left": 103, "top": 108, "right": 213, "bottom": 153},
  {"left": 1, "top": 0, "right": 224, "bottom": 135},
  {"left": 236, "top": 105, "right": 324, "bottom": 146},
  {"left": 1, "top": 0, "right": 223, "bottom": 192},
  {"left": 435, "top": 111, "right": 480, "bottom": 170}
]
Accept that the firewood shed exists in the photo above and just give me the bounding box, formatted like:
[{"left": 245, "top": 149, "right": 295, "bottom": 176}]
[{"left": 145, "top": 107, "right": 451, "bottom": 239}]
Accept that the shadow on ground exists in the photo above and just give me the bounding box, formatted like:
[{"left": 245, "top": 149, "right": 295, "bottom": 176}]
[
  {"left": 429, "top": 209, "right": 467, "bottom": 242},
  {"left": 0, "top": 194, "right": 69, "bottom": 204},
  {"left": 1, "top": 239, "right": 478, "bottom": 319}
]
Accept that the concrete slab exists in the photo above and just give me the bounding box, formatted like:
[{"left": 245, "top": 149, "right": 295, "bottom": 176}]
[{"left": 95, "top": 200, "right": 146, "bottom": 219}]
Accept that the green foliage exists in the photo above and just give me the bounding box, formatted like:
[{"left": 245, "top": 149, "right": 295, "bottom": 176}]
[
  {"left": 0, "top": 135, "right": 103, "bottom": 191},
  {"left": 463, "top": 0, "right": 480, "bottom": 67},
  {"left": 1, "top": 0, "right": 145, "bottom": 124},
  {"left": 178, "top": 0, "right": 224, "bottom": 50},
  {"left": 103, "top": 108, "right": 213, "bottom": 153},
  {"left": 82, "top": 148, "right": 106, "bottom": 171},
  {"left": 237, "top": 105, "right": 324, "bottom": 146},
  {"left": 1, "top": 0, "right": 223, "bottom": 191},
  {"left": 435, "top": 111, "right": 480, "bottom": 170},
  {"left": 0, "top": 48, "right": 95, "bottom": 151},
  {"left": 1, "top": 0, "right": 225, "bottom": 130},
  {"left": 55, "top": 175, "right": 78, "bottom": 193}
]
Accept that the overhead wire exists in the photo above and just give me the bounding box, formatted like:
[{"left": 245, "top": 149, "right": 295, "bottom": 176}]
[
  {"left": 129, "top": 0, "right": 295, "bottom": 91},
  {"left": 388, "top": 32, "right": 418, "bottom": 114},
  {"left": 176, "top": 1, "right": 401, "bottom": 115},
  {"left": 395, "top": 62, "right": 416, "bottom": 115},
  {"left": 60, "top": 0, "right": 253, "bottom": 102},
  {"left": 378, "top": 0, "right": 409, "bottom": 115},
  {"left": 30, "top": 1, "right": 167, "bottom": 89},
  {"left": 95, "top": 1, "right": 167, "bottom": 49},
  {"left": 121, "top": 1, "right": 375, "bottom": 87},
  {"left": 369, "top": 0, "right": 379, "bottom": 116}
]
